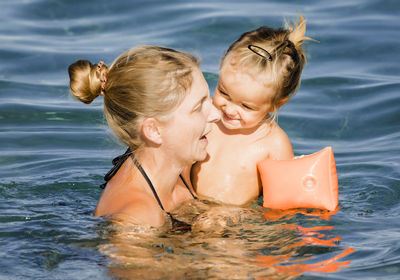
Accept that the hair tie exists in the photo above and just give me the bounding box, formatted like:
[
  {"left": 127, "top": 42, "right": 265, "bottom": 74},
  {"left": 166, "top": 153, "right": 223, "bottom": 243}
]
[
  {"left": 275, "top": 39, "right": 299, "bottom": 64},
  {"left": 248, "top": 45, "right": 273, "bottom": 61},
  {"left": 285, "top": 39, "right": 294, "bottom": 48},
  {"left": 96, "top": 61, "right": 107, "bottom": 96},
  {"left": 272, "top": 40, "right": 290, "bottom": 54}
]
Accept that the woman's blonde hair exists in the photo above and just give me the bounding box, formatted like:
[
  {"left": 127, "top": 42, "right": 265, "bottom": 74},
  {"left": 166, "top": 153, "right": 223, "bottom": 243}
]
[
  {"left": 68, "top": 46, "right": 200, "bottom": 151},
  {"left": 221, "top": 14, "right": 313, "bottom": 119}
]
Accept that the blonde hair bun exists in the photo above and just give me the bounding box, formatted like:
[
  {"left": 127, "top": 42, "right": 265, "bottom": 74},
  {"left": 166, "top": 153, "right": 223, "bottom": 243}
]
[{"left": 68, "top": 60, "right": 108, "bottom": 104}]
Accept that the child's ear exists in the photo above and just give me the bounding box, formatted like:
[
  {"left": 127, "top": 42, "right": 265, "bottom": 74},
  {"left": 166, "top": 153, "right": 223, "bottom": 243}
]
[
  {"left": 141, "top": 117, "right": 162, "bottom": 145},
  {"left": 276, "top": 97, "right": 290, "bottom": 108}
]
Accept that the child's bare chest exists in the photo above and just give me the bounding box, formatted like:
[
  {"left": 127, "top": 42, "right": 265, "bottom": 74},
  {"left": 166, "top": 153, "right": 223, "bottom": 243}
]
[
  {"left": 199, "top": 131, "right": 269, "bottom": 185},
  {"left": 192, "top": 130, "right": 268, "bottom": 204},
  {"left": 209, "top": 131, "right": 269, "bottom": 164}
]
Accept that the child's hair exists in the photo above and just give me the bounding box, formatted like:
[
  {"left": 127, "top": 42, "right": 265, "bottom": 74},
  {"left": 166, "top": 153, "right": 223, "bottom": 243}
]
[
  {"left": 221, "top": 14, "right": 312, "bottom": 117},
  {"left": 68, "top": 46, "right": 200, "bottom": 151}
]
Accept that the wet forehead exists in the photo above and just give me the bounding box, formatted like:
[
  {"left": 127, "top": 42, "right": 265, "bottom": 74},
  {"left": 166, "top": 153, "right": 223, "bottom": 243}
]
[
  {"left": 219, "top": 64, "right": 275, "bottom": 104},
  {"left": 191, "top": 68, "right": 209, "bottom": 99},
  {"left": 181, "top": 68, "right": 209, "bottom": 107}
]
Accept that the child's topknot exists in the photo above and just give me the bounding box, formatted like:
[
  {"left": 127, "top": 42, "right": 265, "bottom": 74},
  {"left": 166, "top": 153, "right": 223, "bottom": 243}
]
[{"left": 221, "top": 13, "right": 313, "bottom": 115}]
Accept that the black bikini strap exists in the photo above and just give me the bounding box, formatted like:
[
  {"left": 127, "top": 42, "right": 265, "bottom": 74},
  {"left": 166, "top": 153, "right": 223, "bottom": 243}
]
[
  {"left": 179, "top": 174, "right": 197, "bottom": 199},
  {"left": 100, "top": 147, "right": 132, "bottom": 189},
  {"left": 130, "top": 154, "right": 166, "bottom": 211},
  {"left": 101, "top": 148, "right": 196, "bottom": 209}
]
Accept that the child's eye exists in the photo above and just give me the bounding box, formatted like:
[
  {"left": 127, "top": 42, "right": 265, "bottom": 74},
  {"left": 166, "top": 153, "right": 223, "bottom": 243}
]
[
  {"left": 242, "top": 104, "right": 254, "bottom": 110},
  {"left": 218, "top": 89, "right": 229, "bottom": 97}
]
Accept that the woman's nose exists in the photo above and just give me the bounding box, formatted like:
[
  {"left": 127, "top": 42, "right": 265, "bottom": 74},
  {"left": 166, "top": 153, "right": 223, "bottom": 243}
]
[{"left": 207, "top": 100, "right": 221, "bottom": 123}]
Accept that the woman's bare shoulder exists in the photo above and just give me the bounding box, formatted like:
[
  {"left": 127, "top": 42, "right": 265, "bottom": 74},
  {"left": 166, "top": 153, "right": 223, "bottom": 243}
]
[
  {"left": 96, "top": 185, "right": 165, "bottom": 227},
  {"left": 117, "top": 198, "right": 165, "bottom": 227}
]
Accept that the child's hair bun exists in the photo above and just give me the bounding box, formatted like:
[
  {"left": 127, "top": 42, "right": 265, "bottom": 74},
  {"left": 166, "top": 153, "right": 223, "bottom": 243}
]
[{"left": 287, "top": 13, "right": 314, "bottom": 50}]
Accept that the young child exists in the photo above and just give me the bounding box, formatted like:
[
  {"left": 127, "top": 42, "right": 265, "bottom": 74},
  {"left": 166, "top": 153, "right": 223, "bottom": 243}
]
[{"left": 191, "top": 14, "right": 312, "bottom": 206}]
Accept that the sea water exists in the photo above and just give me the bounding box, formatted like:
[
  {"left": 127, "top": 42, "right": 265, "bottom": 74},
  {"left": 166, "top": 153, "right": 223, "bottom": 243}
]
[{"left": 0, "top": 0, "right": 399, "bottom": 279}]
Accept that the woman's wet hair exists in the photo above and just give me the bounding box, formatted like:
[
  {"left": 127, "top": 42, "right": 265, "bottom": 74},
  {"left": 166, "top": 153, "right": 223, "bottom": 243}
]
[
  {"left": 221, "top": 14, "right": 313, "bottom": 116},
  {"left": 68, "top": 46, "right": 200, "bottom": 151}
]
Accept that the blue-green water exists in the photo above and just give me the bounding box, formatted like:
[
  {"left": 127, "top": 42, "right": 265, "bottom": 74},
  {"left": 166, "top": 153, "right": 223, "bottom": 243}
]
[{"left": 1, "top": 0, "right": 399, "bottom": 279}]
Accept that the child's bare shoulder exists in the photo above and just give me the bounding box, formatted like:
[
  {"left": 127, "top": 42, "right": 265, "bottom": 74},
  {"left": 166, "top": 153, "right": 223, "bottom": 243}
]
[{"left": 257, "top": 122, "right": 293, "bottom": 160}]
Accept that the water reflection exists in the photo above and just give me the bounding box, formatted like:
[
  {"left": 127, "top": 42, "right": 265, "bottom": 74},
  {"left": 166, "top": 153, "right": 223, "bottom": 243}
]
[
  {"left": 97, "top": 200, "right": 354, "bottom": 279},
  {"left": 257, "top": 208, "right": 355, "bottom": 277}
]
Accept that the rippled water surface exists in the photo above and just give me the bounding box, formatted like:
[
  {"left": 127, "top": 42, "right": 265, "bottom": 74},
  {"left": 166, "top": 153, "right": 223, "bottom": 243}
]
[{"left": 1, "top": 0, "right": 399, "bottom": 279}]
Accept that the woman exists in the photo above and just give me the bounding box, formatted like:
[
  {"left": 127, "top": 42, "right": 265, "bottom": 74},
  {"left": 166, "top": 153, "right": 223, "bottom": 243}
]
[{"left": 68, "top": 46, "right": 219, "bottom": 227}]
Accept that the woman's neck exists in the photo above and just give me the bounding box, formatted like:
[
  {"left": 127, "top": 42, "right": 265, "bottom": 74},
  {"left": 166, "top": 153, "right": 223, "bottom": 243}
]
[{"left": 133, "top": 147, "right": 183, "bottom": 210}]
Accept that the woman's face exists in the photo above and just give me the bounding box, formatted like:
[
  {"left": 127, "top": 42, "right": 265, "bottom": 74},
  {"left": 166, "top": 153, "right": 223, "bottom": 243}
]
[{"left": 161, "top": 68, "right": 220, "bottom": 164}]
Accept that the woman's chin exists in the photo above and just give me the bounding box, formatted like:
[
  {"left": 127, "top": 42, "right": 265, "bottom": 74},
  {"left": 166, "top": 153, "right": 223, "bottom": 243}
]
[{"left": 194, "top": 149, "right": 208, "bottom": 163}]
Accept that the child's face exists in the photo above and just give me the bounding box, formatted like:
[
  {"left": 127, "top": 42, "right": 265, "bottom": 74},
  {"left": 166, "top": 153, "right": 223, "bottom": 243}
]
[{"left": 213, "top": 63, "right": 275, "bottom": 131}]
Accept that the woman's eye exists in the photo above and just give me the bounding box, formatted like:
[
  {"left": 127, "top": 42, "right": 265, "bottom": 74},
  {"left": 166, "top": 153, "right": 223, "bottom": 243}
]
[{"left": 194, "top": 103, "right": 203, "bottom": 112}]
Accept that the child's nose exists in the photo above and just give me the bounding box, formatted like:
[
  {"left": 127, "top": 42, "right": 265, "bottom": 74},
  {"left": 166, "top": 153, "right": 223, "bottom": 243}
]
[{"left": 223, "top": 103, "right": 238, "bottom": 117}]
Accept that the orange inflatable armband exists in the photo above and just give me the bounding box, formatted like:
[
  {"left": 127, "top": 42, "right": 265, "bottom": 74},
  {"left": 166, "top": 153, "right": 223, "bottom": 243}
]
[{"left": 257, "top": 147, "right": 338, "bottom": 211}]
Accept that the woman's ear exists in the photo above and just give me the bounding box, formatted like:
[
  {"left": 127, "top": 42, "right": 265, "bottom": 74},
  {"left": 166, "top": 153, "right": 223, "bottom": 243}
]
[{"left": 141, "top": 117, "right": 162, "bottom": 145}]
